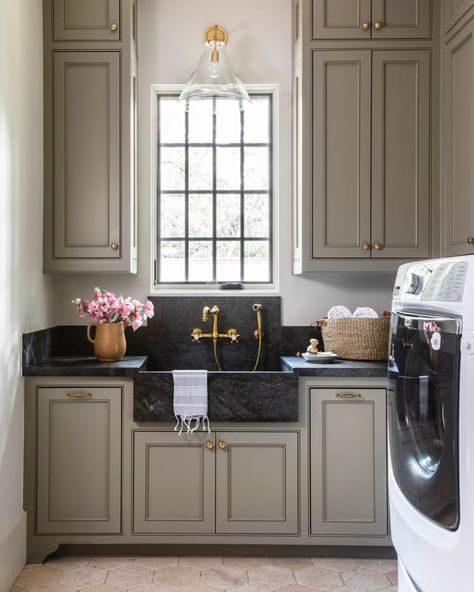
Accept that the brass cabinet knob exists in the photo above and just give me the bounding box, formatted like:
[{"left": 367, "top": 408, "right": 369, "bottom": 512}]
[
  {"left": 362, "top": 21, "right": 371, "bottom": 30},
  {"left": 110, "top": 23, "right": 118, "bottom": 32},
  {"left": 374, "top": 21, "right": 383, "bottom": 30},
  {"left": 374, "top": 242, "right": 383, "bottom": 250},
  {"left": 468, "top": 236, "right": 474, "bottom": 245},
  {"left": 205, "top": 441, "right": 214, "bottom": 450},
  {"left": 111, "top": 243, "right": 119, "bottom": 251},
  {"left": 218, "top": 441, "right": 227, "bottom": 450},
  {"left": 362, "top": 242, "right": 371, "bottom": 251}
]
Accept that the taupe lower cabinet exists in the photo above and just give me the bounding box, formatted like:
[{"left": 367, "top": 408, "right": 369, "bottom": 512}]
[
  {"left": 312, "top": 49, "right": 430, "bottom": 260},
  {"left": 215, "top": 432, "right": 298, "bottom": 534},
  {"left": 36, "top": 386, "right": 122, "bottom": 534},
  {"left": 133, "top": 432, "right": 216, "bottom": 534},
  {"left": 310, "top": 388, "right": 387, "bottom": 537},
  {"left": 53, "top": 0, "right": 121, "bottom": 41},
  {"left": 53, "top": 52, "right": 121, "bottom": 260},
  {"left": 443, "top": 19, "right": 474, "bottom": 256},
  {"left": 312, "top": 0, "right": 431, "bottom": 40},
  {"left": 133, "top": 431, "right": 299, "bottom": 535}
]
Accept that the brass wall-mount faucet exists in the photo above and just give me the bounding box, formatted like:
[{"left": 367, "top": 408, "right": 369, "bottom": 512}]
[
  {"left": 191, "top": 304, "right": 264, "bottom": 372},
  {"left": 191, "top": 305, "right": 239, "bottom": 371}
]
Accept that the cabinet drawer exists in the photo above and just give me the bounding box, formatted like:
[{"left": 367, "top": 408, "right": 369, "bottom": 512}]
[
  {"left": 36, "top": 386, "right": 122, "bottom": 534},
  {"left": 133, "top": 432, "right": 215, "bottom": 534},
  {"left": 310, "top": 388, "right": 387, "bottom": 537},
  {"left": 53, "top": 0, "right": 121, "bottom": 41}
]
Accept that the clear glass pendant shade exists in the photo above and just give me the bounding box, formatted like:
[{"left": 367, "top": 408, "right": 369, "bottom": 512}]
[{"left": 179, "top": 41, "right": 251, "bottom": 107}]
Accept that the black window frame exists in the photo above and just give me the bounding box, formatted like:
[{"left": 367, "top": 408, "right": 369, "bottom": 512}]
[{"left": 155, "top": 92, "right": 274, "bottom": 285}]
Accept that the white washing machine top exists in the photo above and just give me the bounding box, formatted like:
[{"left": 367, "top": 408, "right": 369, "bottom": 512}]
[{"left": 392, "top": 255, "right": 474, "bottom": 330}]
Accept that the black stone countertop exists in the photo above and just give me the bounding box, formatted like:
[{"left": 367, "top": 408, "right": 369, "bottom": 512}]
[
  {"left": 280, "top": 356, "right": 387, "bottom": 377},
  {"left": 22, "top": 356, "right": 148, "bottom": 377}
]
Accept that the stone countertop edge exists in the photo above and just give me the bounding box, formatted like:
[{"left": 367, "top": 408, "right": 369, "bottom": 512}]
[
  {"left": 22, "top": 356, "right": 149, "bottom": 377},
  {"left": 280, "top": 356, "right": 388, "bottom": 377}
]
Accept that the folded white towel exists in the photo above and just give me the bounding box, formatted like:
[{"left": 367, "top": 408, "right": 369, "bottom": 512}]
[
  {"left": 327, "top": 305, "right": 352, "bottom": 319},
  {"left": 172, "top": 370, "right": 210, "bottom": 435},
  {"left": 352, "top": 307, "right": 379, "bottom": 319}
]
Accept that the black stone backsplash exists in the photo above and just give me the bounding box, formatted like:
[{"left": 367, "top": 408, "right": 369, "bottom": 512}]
[{"left": 23, "top": 296, "right": 323, "bottom": 370}]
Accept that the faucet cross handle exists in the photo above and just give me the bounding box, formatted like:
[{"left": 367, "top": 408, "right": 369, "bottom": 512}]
[
  {"left": 191, "top": 328, "right": 203, "bottom": 341},
  {"left": 227, "top": 328, "right": 239, "bottom": 342}
]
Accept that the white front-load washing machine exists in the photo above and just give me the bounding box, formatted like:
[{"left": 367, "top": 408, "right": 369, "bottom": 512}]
[{"left": 389, "top": 255, "right": 474, "bottom": 592}]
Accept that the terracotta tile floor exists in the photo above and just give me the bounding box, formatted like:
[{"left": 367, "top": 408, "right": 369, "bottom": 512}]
[{"left": 11, "top": 556, "right": 397, "bottom": 592}]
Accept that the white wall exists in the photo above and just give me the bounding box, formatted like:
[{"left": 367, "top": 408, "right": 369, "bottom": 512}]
[
  {"left": 49, "top": 0, "right": 395, "bottom": 326},
  {"left": 0, "top": 0, "right": 52, "bottom": 587}
]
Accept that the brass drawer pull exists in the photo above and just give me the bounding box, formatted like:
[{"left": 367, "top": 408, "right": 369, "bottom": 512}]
[
  {"left": 374, "top": 21, "right": 383, "bottom": 30},
  {"left": 468, "top": 236, "right": 474, "bottom": 245},
  {"left": 111, "top": 242, "right": 119, "bottom": 251},
  {"left": 67, "top": 392, "right": 92, "bottom": 399},
  {"left": 374, "top": 242, "right": 383, "bottom": 250},
  {"left": 110, "top": 23, "right": 118, "bottom": 32},
  {"left": 205, "top": 441, "right": 214, "bottom": 450},
  {"left": 362, "top": 242, "right": 371, "bottom": 251},
  {"left": 336, "top": 392, "right": 362, "bottom": 400},
  {"left": 218, "top": 441, "right": 227, "bottom": 450},
  {"left": 362, "top": 21, "right": 371, "bottom": 30}
]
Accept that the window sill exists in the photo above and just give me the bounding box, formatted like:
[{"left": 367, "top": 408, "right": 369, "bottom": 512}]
[{"left": 149, "top": 284, "right": 279, "bottom": 296}]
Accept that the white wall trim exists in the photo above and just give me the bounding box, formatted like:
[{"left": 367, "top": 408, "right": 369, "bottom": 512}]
[
  {"left": 0, "top": 511, "right": 26, "bottom": 592},
  {"left": 149, "top": 83, "right": 280, "bottom": 295}
]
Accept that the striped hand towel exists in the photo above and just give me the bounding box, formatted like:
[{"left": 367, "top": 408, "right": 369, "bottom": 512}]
[{"left": 172, "top": 370, "right": 210, "bottom": 435}]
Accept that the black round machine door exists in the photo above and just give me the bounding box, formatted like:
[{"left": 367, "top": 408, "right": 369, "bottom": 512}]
[{"left": 388, "top": 312, "right": 461, "bottom": 530}]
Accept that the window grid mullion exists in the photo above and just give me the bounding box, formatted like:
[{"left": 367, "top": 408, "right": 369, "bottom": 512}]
[
  {"left": 184, "top": 106, "right": 190, "bottom": 281},
  {"left": 212, "top": 98, "right": 217, "bottom": 282},
  {"left": 240, "top": 106, "right": 245, "bottom": 282}
]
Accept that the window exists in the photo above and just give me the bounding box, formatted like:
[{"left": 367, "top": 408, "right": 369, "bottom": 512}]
[{"left": 156, "top": 93, "right": 273, "bottom": 284}]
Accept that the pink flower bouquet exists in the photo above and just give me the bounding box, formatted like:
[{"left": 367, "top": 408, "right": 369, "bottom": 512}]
[{"left": 72, "top": 287, "right": 154, "bottom": 331}]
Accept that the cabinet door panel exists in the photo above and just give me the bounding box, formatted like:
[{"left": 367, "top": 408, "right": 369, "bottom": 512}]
[
  {"left": 445, "top": 24, "right": 474, "bottom": 256},
  {"left": 372, "top": 0, "right": 431, "bottom": 39},
  {"left": 53, "top": 52, "right": 120, "bottom": 259},
  {"left": 53, "top": 0, "right": 120, "bottom": 41},
  {"left": 310, "top": 388, "right": 387, "bottom": 536},
  {"left": 37, "top": 387, "right": 122, "bottom": 534},
  {"left": 312, "top": 51, "right": 371, "bottom": 258},
  {"left": 216, "top": 432, "right": 298, "bottom": 534},
  {"left": 371, "top": 51, "right": 430, "bottom": 258},
  {"left": 133, "top": 432, "right": 215, "bottom": 534},
  {"left": 312, "top": 0, "right": 372, "bottom": 39},
  {"left": 444, "top": 0, "right": 474, "bottom": 32}
]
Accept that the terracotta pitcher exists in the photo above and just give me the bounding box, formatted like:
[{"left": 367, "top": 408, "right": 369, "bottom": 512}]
[{"left": 87, "top": 322, "right": 127, "bottom": 362}]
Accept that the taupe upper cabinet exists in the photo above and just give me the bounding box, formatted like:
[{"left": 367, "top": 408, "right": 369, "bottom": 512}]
[
  {"left": 312, "top": 49, "right": 431, "bottom": 260},
  {"left": 444, "top": 0, "right": 474, "bottom": 33},
  {"left": 44, "top": 0, "right": 137, "bottom": 272},
  {"left": 312, "top": 0, "right": 372, "bottom": 39},
  {"left": 371, "top": 0, "right": 431, "bottom": 39},
  {"left": 53, "top": 0, "right": 121, "bottom": 41},
  {"left": 371, "top": 50, "right": 430, "bottom": 258},
  {"left": 312, "top": 51, "right": 372, "bottom": 259},
  {"left": 310, "top": 388, "right": 387, "bottom": 537},
  {"left": 443, "top": 21, "right": 474, "bottom": 256},
  {"left": 53, "top": 52, "right": 121, "bottom": 260},
  {"left": 312, "top": 0, "right": 431, "bottom": 40},
  {"left": 36, "top": 386, "right": 122, "bottom": 535}
]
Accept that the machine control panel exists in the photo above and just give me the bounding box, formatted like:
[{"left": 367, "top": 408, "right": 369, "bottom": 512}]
[{"left": 393, "top": 261, "right": 468, "bottom": 302}]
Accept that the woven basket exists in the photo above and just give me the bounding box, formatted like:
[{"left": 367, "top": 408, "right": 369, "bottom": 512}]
[{"left": 319, "top": 317, "right": 390, "bottom": 361}]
